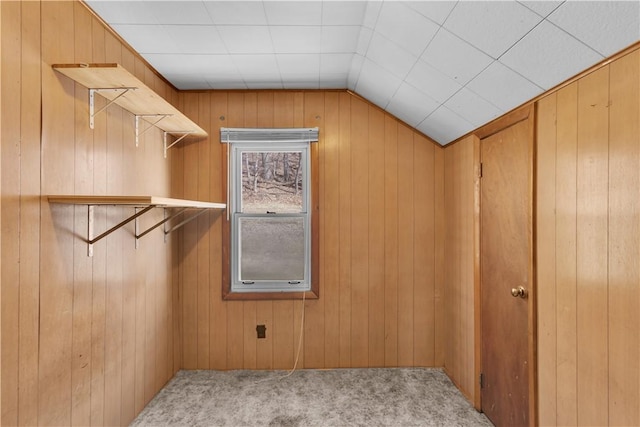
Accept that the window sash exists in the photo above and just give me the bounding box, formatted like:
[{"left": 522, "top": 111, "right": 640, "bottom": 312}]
[{"left": 231, "top": 213, "right": 310, "bottom": 292}]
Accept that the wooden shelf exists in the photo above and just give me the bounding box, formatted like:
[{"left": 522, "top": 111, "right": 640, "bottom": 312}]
[
  {"left": 47, "top": 195, "right": 225, "bottom": 209},
  {"left": 48, "top": 195, "right": 225, "bottom": 256},
  {"left": 52, "top": 63, "right": 207, "bottom": 155}
]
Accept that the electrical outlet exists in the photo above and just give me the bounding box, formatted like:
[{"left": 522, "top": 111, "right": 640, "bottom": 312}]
[{"left": 256, "top": 324, "right": 266, "bottom": 339}]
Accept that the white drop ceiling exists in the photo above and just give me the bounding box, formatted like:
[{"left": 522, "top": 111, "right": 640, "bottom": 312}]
[{"left": 86, "top": 0, "right": 640, "bottom": 145}]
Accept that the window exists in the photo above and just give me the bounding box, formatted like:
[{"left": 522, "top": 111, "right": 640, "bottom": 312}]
[{"left": 221, "top": 128, "right": 319, "bottom": 299}]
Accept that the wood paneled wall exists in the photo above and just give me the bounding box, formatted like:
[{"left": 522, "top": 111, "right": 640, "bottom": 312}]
[
  {"left": 442, "top": 135, "right": 480, "bottom": 404},
  {"left": 536, "top": 48, "right": 640, "bottom": 425},
  {"left": 1, "top": 2, "right": 180, "bottom": 425},
  {"left": 174, "top": 91, "right": 446, "bottom": 370}
]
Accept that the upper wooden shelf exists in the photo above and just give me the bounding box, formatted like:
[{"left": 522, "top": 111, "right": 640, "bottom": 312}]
[
  {"left": 52, "top": 63, "right": 207, "bottom": 139},
  {"left": 47, "top": 195, "right": 225, "bottom": 209}
]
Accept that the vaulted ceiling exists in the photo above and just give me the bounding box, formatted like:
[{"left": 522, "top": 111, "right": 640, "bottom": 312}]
[{"left": 86, "top": 1, "right": 639, "bottom": 145}]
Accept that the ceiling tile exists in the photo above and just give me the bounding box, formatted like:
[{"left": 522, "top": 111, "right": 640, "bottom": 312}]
[
  {"left": 206, "top": 80, "right": 248, "bottom": 90},
  {"left": 276, "top": 54, "right": 320, "bottom": 76},
  {"left": 467, "top": 61, "right": 543, "bottom": 112},
  {"left": 444, "top": 1, "right": 543, "bottom": 58},
  {"left": 111, "top": 24, "right": 179, "bottom": 54},
  {"left": 321, "top": 26, "right": 361, "bottom": 53},
  {"left": 355, "top": 59, "right": 402, "bottom": 108},
  {"left": 232, "top": 54, "right": 280, "bottom": 78},
  {"left": 374, "top": 2, "right": 440, "bottom": 56},
  {"left": 320, "top": 73, "right": 349, "bottom": 89},
  {"left": 164, "top": 25, "right": 227, "bottom": 55},
  {"left": 403, "top": 1, "right": 457, "bottom": 25},
  {"left": 405, "top": 60, "right": 462, "bottom": 103},
  {"left": 444, "top": 87, "right": 503, "bottom": 127},
  {"left": 144, "top": 54, "right": 225, "bottom": 75},
  {"left": 362, "top": 1, "right": 383, "bottom": 29},
  {"left": 282, "top": 77, "right": 319, "bottom": 90},
  {"left": 86, "top": 1, "right": 159, "bottom": 24},
  {"left": 500, "top": 20, "right": 603, "bottom": 89},
  {"left": 270, "top": 26, "right": 322, "bottom": 54},
  {"left": 356, "top": 27, "right": 374, "bottom": 55},
  {"left": 417, "top": 106, "right": 475, "bottom": 145},
  {"left": 162, "top": 73, "right": 210, "bottom": 90},
  {"left": 386, "top": 83, "right": 440, "bottom": 127},
  {"left": 264, "top": 1, "right": 322, "bottom": 26},
  {"left": 320, "top": 53, "right": 354, "bottom": 74},
  {"left": 347, "top": 54, "right": 365, "bottom": 91},
  {"left": 322, "top": 2, "right": 368, "bottom": 25},
  {"left": 246, "top": 81, "right": 284, "bottom": 90},
  {"left": 548, "top": 1, "right": 640, "bottom": 56},
  {"left": 421, "top": 28, "right": 493, "bottom": 85},
  {"left": 518, "top": 1, "right": 563, "bottom": 17},
  {"left": 151, "top": 1, "right": 213, "bottom": 25},
  {"left": 366, "top": 33, "right": 419, "bottom": 80},
  {"left": 203, "top": 1, "right": 268, "bottom": 25},
  {"left": 217, "top": 26, "right": 274, "bottom": 54}
]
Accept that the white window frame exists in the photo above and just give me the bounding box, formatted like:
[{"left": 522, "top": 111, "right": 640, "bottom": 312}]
[{"left": 229, "top": 142, "right": 311, "bottom": 293}]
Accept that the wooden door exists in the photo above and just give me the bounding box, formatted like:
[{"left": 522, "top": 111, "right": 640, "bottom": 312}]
[{"left": 480, "top": 119, "right": 533, "bottom": 426}]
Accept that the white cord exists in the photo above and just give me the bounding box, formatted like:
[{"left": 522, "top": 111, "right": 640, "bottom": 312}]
[{"left": 282, "top": 291, "right": 306, "bottom": 378}]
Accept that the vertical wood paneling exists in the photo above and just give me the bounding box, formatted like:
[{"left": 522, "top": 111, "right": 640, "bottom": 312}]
[
  {"left": 443, "top": 135, "right": 479, "bottom": 400},
  {"left": 368, "top": 107, "right": 385, "bottom": 367},
  {"left": 89, "top": 17, "right": 107, "bottom": 426},
  {"left": 303, "top": 92, "right": 325, "bottom": 369},
  {"left": 177, "top": 91, "right": 444, "bottom": 372},
  {"left": 433, "top": 147, "right": 445, "bottom": 367},
  {"left": 103, "top": 29, "right": 124, "bottom": 427},
  {"left": 397, "top": 125, "right": 415, "bottom": 367},
  {"left": 1, "top": 2, "right": 22, "bottom": 425},
  {"left": 338, "top": 92, "right": 352, "bottom": 368},
  {"left": 322, "top": 92, "right": 341, "bottom": 369},
  {"left": 209, "top": 92, "right": 228, "bottom": 370},
  {"left": 535, "top": 93, "right": 557, "bottom": 427},
  {"left": 413, "top": 136, "right": 435, "bottom": 366},
  {"left": 1, "top": 2, "right": 181, "bottom": 425},
  {"left": 607, "top": 50, "right": 640, "bottom": 427},
  {"left": 576, "top": 67, "right": 609, "bottom": 426},
  {"left": 71, "top": 3, "right": 93, "bottom": 426},
  {"left": 350, "top": 97, "right": 369, "bottom": 367},
  {"left": 536, "top": 47, "right": 640, "bottom": 426},
  {"left": 197, "top": 92, "right": 211, "bottom": 370},
  {"left": 39, "top": 2, "right": 76, "bottom": 424},
  {"left": 19, "top": 2, "right": 42, "bottom": 425},
  {"left": 181, "top": 92, "right": 200, "bottom": 370},
  {"left": 383, "top": 116, "right": 399, "bottom": 367},
  {"left": 555, "top": 84, "right": 579, "bottom": 427}
]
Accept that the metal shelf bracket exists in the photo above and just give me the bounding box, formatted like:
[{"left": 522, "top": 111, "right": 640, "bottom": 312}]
[
  {"left": 135, "top": 114, "right": 171, "bottom": 147},
  {"left": 89, "top": 87, "right": 137, "bottom": 129},
  {"left": 87, "top": 204, "right": 154, "bottom": 256},
  {"left": 164, "top": 131, "right": 195, "bottom": 158}
]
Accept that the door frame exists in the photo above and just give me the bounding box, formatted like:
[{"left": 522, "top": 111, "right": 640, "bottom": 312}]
[{"left": 473, "top": 104, "right": 538, "bottom": 426}]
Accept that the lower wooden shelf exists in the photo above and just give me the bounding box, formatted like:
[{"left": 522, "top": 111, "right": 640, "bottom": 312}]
[{"left": 48, "top": 195, "right": 226, "bottom": 256}]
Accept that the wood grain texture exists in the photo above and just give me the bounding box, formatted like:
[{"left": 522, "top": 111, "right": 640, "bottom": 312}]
[
  {"left": 576, "top": 66, "right": 609, "bottom": 427},
  {"left": 535, "top": 92, "right": 557, "bottom": 427},
  {"left": 1, "top": 1, "right": 181, "bottom": 425},
  {"left": 607, "top": 49, "right": 640, "bottom": 427},
  {"left": 535, "top": 46, "right": 640, "bottom": 426},
  {"left": 443, "top": 135, "right": 479, "bottom": 402},
  {"left": 175, "top": 91, "right": 444, "bottom": 370}
]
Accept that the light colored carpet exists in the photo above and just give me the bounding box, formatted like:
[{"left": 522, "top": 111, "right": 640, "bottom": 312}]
[{"left": 130, "top": 368, "right": 493, "bottom": 426}]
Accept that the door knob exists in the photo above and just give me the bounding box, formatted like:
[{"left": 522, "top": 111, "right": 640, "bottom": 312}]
[{"left": 511, "top": 286, "right": 527, "bottom": 299}]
